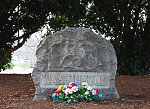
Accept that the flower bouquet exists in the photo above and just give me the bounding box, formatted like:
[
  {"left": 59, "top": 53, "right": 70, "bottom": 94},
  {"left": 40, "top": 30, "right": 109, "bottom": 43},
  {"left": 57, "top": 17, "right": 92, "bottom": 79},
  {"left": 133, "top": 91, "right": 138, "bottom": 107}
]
[{"left": 51, "top": 81, "right": 103, "bottom": 103}]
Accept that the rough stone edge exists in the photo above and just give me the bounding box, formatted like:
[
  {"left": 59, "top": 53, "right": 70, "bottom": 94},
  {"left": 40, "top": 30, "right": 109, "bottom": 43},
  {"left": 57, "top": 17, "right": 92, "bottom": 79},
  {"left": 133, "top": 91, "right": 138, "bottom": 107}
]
[{"left": 32, "top": 27, "right": 120, "bottom": 101}]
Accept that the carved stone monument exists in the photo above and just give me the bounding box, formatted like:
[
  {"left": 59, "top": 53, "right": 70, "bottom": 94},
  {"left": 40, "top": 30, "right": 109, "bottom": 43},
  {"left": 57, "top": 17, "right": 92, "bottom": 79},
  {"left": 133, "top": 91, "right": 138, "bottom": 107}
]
[{"left": 32, "top": 27, "right": 119, "bottom": 101}]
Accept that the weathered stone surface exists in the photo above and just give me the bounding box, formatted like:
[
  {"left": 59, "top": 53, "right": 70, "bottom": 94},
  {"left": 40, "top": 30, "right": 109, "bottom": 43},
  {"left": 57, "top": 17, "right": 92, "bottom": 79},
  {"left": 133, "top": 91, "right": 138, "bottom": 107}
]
[{"left": 32, "top": 27, "right": 119, "bottom": 101}]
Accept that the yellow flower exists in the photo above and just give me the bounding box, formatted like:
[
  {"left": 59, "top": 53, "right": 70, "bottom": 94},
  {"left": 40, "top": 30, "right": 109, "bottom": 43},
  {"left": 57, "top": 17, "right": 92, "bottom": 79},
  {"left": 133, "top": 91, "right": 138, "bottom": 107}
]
[
  {"left": 65, "top": 88, "right": 69, "bottom": 95},
  {"left": 58, "top": 85, "right": 63, "bottom": 91},
  {"left": 85, "top": 91, "right": 89, "bottom": 95}
]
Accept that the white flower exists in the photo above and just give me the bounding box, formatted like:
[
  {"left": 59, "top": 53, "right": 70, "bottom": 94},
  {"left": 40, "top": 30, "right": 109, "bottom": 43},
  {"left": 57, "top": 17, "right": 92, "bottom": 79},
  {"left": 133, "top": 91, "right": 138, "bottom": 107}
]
[
  {"left": 87, "top": 86, "right": 92, "bottom": 90},
  {"left": 69, "top": 89, "right": 73, "bottom": 94},
  {"left": 72, "top": 86, "right": 78, "bottom": 92},
  {"left": 82, "top": 82, "right": 88, "bottom": 86},
  {"left": 92, "top": 89, "right": 96, "bottom": 95},
  {"left": 65, "top": 88, "right": 69, "bottom": 95}
]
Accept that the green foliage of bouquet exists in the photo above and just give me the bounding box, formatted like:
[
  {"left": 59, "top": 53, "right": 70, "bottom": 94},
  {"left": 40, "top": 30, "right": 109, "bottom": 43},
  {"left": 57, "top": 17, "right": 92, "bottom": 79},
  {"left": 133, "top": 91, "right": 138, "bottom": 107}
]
[{"left": 51, "top": 81, "right": 103, "bottom": 103}]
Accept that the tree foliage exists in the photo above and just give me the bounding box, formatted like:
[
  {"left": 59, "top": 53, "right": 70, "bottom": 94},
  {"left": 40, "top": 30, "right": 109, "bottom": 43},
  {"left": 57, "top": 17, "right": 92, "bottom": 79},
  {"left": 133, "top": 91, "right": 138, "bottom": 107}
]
[
  {"left": 0, "top": 0, "right": 54, "bottom": 71},
  {"left": 45, "top": 0, "right": 150, "bottom": 75},
  {"left": 93, "top": 0, "right": 150, "bottom": 75},
  {"left": 0, "top": 0, "right": 149, "bottom": 75}
]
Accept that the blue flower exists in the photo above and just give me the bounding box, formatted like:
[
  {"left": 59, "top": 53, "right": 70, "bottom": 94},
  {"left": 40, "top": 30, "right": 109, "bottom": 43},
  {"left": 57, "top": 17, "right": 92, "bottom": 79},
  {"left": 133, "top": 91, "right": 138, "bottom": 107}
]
[
  {"left": 81, "top": 95, "right": 83, "bottom": 98},
  {"left": 98, "top": 94, "right": 103, "bottom": 98},
  {"left": 52, "top": 94, "right": 56, "bottom": 100},
  {"left": 75, "top": 81, "right": 79, "bottom": 85}
]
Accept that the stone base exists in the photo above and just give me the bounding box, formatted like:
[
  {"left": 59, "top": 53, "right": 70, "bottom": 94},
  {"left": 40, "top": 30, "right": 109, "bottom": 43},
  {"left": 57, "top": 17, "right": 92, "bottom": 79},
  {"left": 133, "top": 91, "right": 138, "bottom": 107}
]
[
  {"left": 101, "top": 88, "right": 120, "bottom": 99},
  {"left": 32, "top": 71, "right": 119, "bottom": 101}
]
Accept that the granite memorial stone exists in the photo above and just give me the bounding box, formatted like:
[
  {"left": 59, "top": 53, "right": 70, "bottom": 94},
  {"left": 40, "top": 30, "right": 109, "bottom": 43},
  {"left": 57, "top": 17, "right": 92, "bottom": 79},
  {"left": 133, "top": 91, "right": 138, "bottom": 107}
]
[{"left": 32, "top": 27, "right": 119, "bottom": 101}]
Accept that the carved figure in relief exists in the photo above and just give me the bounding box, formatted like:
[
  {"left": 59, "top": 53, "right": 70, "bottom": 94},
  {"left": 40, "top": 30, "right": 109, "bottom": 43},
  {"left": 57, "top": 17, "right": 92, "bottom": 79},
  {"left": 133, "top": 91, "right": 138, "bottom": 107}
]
[{"left": 32, "top": 27, "right": 119, "bottom": 101}]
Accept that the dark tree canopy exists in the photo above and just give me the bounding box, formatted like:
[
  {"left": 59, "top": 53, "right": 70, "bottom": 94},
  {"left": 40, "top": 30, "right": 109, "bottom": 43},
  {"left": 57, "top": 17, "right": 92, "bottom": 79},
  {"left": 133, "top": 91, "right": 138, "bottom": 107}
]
[
  {"left": 45, "top": 0, "right": 150, "bottom": 75},
  {"left": 0, "top": 0, "right": 54, "bottom": 70},
  {"left": 0, "top": 0, "right": 150, "bottom": 75}
]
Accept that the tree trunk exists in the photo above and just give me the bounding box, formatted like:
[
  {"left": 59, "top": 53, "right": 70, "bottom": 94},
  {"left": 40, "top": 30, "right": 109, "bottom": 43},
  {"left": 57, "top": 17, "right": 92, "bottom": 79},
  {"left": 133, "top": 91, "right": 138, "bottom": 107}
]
[
  {"left": 143, "top": 1, "right": 150, "bottom": 55},
  {"left": 0, "top": 38, "right": 27, "bottom": 70},
  {"left": 140, "top": 1, "right": 150, "bottom": 72}
]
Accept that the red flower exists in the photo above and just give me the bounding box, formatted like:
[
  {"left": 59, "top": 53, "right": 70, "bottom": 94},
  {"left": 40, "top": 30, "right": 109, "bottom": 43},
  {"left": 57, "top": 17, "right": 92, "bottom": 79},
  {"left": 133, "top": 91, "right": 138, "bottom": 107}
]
[
  {"left": 71, "top": 83, "right": 75, "bottom": 87},
  {"left": 96, "top": 89, "right": 99, "bottom": 94},
  {"left": 55, "top": 89, "right": 60, "bottom": 93},
  {"left": 69, "top": 86, "right": 72, "bottom": 89}
]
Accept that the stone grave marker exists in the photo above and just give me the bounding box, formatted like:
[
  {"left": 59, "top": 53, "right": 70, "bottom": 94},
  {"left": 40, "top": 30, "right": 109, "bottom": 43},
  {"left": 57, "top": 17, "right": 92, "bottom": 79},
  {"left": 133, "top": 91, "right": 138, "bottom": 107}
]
[{"left": 32, "top": 27, "right": 119, "bottom": 101}]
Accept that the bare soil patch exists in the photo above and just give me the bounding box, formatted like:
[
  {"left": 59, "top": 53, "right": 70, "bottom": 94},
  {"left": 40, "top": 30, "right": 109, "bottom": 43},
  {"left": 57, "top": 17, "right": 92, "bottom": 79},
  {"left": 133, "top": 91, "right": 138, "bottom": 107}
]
[{"left": 0, "top": 74, "right": 150, "bottom": 109}]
